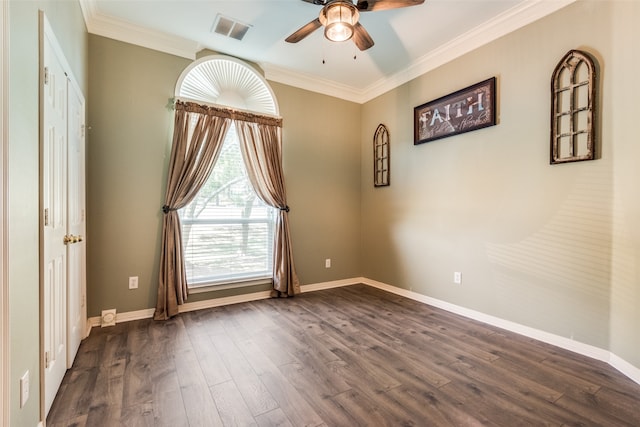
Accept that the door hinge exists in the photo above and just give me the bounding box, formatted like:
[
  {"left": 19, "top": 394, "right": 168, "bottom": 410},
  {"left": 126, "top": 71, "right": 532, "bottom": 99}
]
[
  {"left": 44, "top": 67, "right": 49, "bottom": 85},
  {"left": 44, "top": 208, "right": 49, "bottom": 226},
  {"left": 81, "top": 124, "right": 85, "bottom": 138},
  {"left": 45, "top": 351, "right": 50, "bottom": 369}
]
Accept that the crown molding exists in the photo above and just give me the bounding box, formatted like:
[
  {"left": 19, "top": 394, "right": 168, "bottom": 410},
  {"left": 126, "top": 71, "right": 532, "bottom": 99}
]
[
  {"left": 266, "top": 0, "right": 576, "bottom": 103},
  {"left": 79, "top": 0, "right": 576, "bottom": 103},
  {"left": 79, "top": 0, "right": 200, "bottom": 60},
  {"left": 361, "top": 0, "right": 576, "bottom": 102},
  {"left": 260, "top": 63, "right": 368, "bottom": 104}
]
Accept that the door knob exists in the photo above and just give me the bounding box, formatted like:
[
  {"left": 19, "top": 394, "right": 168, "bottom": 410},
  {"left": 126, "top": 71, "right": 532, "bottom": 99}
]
[{"left": 63, "top": 234, "right": 83, "bottom": 244}]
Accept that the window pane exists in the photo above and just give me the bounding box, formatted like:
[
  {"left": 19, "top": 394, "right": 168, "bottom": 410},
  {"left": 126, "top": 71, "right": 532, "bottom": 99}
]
[{"left": 180, "top": 124, "right": 275, "bottom": 286}]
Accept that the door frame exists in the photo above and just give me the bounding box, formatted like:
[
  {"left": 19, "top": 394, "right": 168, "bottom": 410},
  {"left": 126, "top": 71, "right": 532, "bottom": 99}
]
[
  {"left": 39, "top": 11, "right": 87, "bottom": 420},
  {"left": 1, "top": 1, "right": 10, "bottom": 425}
]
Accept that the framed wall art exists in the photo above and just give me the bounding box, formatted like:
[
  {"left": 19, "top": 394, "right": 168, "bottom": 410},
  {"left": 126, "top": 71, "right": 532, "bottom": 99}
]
[{"left": 414, "top": 77, "right": 497, "bottom": 145}]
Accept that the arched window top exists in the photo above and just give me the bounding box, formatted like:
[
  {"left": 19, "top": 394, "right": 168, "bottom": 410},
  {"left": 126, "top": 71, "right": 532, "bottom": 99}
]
[{"left": 175, "top": 55, "right": 279, "bottom": 116}]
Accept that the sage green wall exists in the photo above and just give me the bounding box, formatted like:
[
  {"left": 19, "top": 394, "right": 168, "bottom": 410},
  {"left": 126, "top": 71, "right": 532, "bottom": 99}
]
[
  {"left": 8, "top": 1, "right": 87, "bottom": 425},
  {"left": 87, "top": 35, "right": 190, "bottom": 315},
  {"left": 607, "top": 0, "right": 640, "bottom": 369},
  {"left": 361, "top": 0, "right": 639, "bottom": 368},
  {"left": 87, "top": 36, "right": 362, "bottom": 317},
  {"left": 272, "top": 81, "right": 362, "bottom": 285}
]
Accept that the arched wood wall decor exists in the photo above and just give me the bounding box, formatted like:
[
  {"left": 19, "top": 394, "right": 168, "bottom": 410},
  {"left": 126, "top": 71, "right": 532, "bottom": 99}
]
[
  {"left": 550, "top": 49, "right": 598, "bottom": 164},
  {"left": 373, "top": 124, "right": 390, "bottom": 187}
]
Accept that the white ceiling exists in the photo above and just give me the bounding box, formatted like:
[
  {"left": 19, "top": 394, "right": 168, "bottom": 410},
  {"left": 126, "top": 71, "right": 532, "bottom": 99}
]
[{"left": 80, "top": 0, "right": 575, "bottom": 103}]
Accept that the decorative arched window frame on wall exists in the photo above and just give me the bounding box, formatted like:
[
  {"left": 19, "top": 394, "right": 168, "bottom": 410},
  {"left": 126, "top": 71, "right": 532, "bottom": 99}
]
[
  {"left": 550, "top": 49, "right": 598, "bottom": 164},
  {"left": 373, "top": 124, "right": 390, "bottom": 187}
]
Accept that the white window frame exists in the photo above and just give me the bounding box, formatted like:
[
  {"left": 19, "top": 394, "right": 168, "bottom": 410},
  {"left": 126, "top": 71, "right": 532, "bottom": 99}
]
[
  {"left": 174, "top": 55, "right": 279, "bottom": 291},
  {"left": 180, "top": 124, "right": 275, "bottom": 291}
]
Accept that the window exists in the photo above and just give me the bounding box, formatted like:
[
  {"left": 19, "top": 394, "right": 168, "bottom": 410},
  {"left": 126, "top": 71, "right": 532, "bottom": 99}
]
[
  {"left": 175, "top": 55, "right": 279, "bottom": 288},
  {"left": 179, "top": 124, "right": 275, "bottom": 287}
]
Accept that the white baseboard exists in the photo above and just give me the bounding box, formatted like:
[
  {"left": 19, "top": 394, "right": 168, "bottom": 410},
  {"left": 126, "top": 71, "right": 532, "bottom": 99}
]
[
  {"left": 360, "top": 277, "right": 640, "bottom": 386},
  {"left": 301, "top": 277, "right": 364, "bottom": 293},
  {"left": 609, "top": 352, "right": 640, "bottom": 385},
  {"left": 83, "top": 276, "right": 640, "bottom": 386},
  {"left": 179, "top": 290, "right": 272, "bottom": 313}
]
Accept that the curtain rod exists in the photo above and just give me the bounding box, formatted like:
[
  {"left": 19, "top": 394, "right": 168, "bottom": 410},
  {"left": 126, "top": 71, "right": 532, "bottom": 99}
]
[{"left": 169, "top": 96, "right": 282, "bottom": 121}]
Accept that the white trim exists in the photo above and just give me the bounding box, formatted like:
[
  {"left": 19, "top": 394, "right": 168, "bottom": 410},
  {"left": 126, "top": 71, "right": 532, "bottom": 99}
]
[
  {"left": 86, "top": 289, "right": 275, "bottom": 327},
  {"left": 87, "top": 308, "right": 155, "bottom": 329},
  {"left": 81, "top": 276, "right": 640, "bottom": 386},
  {"left": 188, "top": 277, "right": 273, "bottom": 294},
  {"left": 78, "top": 0, "right": 198, "bottom": 60},
  {"left": 269, "top": 0, "right": 576, "bottom": 103},
  {"left": 84, "top": 279, "right": 365, "bottom": 328},
  {"left": 361, "top": 0, "right": 577, "bottom": 102},
  {"left": 0, "top": 0, "right": 9, "bottom": 424},
  {"left": 260, "top": 63, "right": 366, "bottom": 104},
  {"left": 78, "top": 0, "right": 576, "bottom": 104},
  {"left": 179, "top": 291, "right": 272, "bottom": 313},
  {"left": 361, "top": 278, "right": 640, "bottom": 386},
  {"left": 300, "top": 277, "right": 364, "bottom": 293},
  {"left": 609, "top": 353, "right": 640, "bottom": 385}
]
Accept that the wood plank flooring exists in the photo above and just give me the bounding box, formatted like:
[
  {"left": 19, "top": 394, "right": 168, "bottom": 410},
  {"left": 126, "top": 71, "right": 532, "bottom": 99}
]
[{"left": 47, "top": 284, "right": 640, "bottom": 426}]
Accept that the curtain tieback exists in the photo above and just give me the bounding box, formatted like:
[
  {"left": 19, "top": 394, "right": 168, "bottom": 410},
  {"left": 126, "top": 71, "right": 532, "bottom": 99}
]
[
  {"left": 162, "top": 205, "right": 178, "bottom": 214},
  {"left": 279, "top": 205, "right": 290, "bottom": 212}
]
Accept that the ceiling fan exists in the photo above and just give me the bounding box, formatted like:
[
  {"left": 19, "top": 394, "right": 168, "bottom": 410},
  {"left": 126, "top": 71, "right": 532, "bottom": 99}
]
[{"left": 285, "top": 0, "right": 425, "bottom": 51}]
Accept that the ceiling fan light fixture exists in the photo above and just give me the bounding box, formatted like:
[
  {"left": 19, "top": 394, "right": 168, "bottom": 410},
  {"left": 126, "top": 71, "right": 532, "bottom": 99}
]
[{"left": 319, "top": 1, "right": 359, "bottom": 42}]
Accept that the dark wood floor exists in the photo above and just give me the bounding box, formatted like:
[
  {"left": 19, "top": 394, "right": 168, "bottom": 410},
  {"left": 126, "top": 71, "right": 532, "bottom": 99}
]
[{"left": 47, "top": 284, "right": 640, "bottom": 427}]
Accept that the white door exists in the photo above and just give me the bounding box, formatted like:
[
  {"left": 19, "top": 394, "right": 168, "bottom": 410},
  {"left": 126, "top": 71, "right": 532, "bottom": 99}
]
[
  {"left": 42, "top": 27, "right": 68, "bottom": 416},
  {"left": 66, "top": 80, "right": 86, "bottom": 368}
]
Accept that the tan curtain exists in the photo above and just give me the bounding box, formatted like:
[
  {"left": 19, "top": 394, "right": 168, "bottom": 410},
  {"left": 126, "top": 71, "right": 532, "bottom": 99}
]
[
  {"left": 154, "top": 101, "right": 232, "bottom": 320},
  {"left": 235, "top": 115, "right": 300, "bottom": 297}
]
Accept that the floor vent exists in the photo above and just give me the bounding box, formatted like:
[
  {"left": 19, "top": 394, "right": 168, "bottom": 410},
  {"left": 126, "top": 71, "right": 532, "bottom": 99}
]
[
  {"left": 212, "top": 14, "right": 251, "bottom": 41},
  {"left": 101, "top": 309, "right": 116, "bottom": 327}
]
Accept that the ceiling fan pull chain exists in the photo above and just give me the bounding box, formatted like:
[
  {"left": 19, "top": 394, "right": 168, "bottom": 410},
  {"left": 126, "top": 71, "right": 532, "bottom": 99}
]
[{"left": 322, "top": 38, "right": 327, "bottom": 64}]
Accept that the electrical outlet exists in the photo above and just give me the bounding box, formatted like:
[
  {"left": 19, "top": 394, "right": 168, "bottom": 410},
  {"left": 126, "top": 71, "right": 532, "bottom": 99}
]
[
  {"left": 325, "top": 258, "right": 331, "bottom": 268},
  {"left": 128, "top": 276, "right": 139, "bottom": 289},
  {"left": 454, "top": 272, "right": 462, "bottom": 284},
  {"left": 20, "top": 370, "right": 29, "bottom": 408}
]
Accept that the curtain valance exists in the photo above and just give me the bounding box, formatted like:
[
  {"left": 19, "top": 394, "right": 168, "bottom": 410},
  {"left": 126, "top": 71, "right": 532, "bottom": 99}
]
[{"left": 175, "top": 100, "right": 282, "bottom": 127}]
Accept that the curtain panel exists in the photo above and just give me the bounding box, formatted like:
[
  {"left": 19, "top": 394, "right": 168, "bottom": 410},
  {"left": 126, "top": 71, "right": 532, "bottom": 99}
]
[
  {"left": 236, "top": 120, "right": 300, "bottom": 297},
  {"left": 155, "top": 101, "right": 300, "bottom": 320},
  {"left": 154, "top": 101, "right": 231, "bottom": 320}
]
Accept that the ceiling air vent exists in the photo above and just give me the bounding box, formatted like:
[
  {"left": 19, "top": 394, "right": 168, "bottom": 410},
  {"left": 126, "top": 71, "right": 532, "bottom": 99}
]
[{"left": 212, "top": 14, "right": 251, "bottom": 41}]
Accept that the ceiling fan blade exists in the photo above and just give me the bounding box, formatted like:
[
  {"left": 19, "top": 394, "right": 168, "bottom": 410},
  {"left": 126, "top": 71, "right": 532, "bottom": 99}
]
[
  {"left": 352, "top": 22, "right": 374, "bottom": 51},
  {"left": 357, "top": 0, "right": 424, "bottom": 12},
  {"left": 285, "top": 18, "right": 323, "bottom": 43}
]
